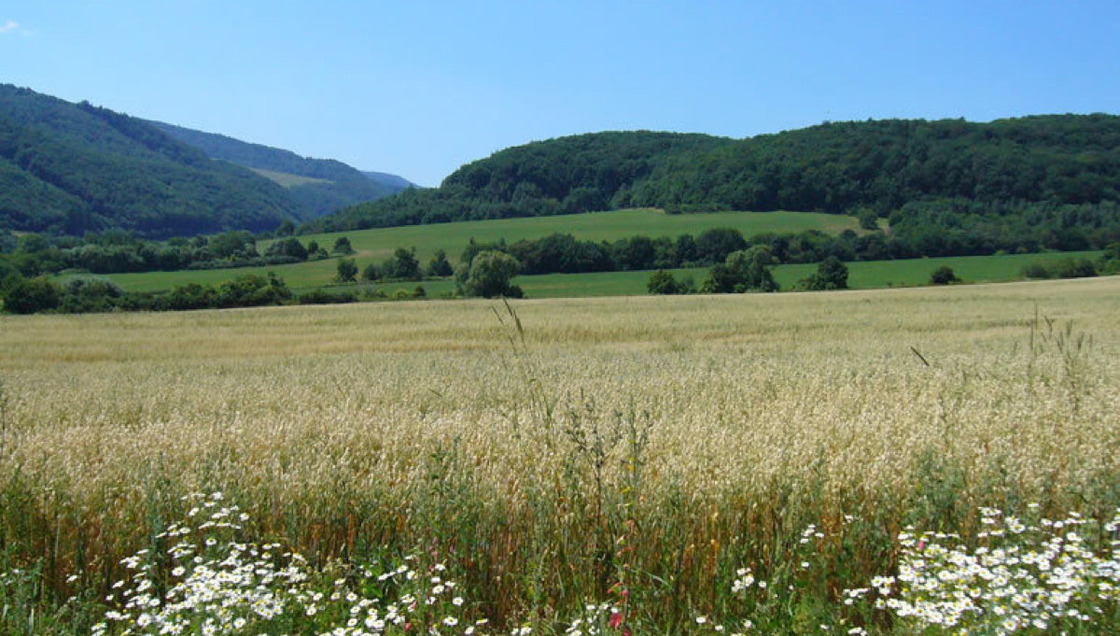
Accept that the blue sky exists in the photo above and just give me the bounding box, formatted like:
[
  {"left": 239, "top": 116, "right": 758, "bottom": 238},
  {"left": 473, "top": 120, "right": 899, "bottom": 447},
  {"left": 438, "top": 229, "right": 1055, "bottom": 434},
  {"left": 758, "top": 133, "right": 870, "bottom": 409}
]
[{"left": 2, "top": 1, "right": 1119, "bottom": 186}]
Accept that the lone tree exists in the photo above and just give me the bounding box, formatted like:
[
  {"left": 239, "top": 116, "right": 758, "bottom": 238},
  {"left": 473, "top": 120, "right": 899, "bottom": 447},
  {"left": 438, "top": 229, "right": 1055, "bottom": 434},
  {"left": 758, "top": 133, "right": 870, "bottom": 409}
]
[
  {"left": 426, "top": 249, "right": 454, "bottom": 277},
  {"left": 930, "top": 265, "right": 960, "bottom": 285},
  {"left": 800, "top": 256, "right": 848, "bottom": 291},
  {"left": 647, "top": 269, "right": 683, "bottom": 295},
  {"left": 461, "top": 251, "right": 522, "bottom": 298},
  {"left": 701, "top": 246, "right": 778, "bottom": 293},
  {"left": 265, "top": 237, "right": 308, "bottom": 261},
  {"left": 382, "top": 247, "right": 421, "bottom": 280},
  {"left": 336, "top": 258, "right": 358, "bottom": 283},
  {"left": 332, "top": 236, "right": 354, "bottom": 255}
]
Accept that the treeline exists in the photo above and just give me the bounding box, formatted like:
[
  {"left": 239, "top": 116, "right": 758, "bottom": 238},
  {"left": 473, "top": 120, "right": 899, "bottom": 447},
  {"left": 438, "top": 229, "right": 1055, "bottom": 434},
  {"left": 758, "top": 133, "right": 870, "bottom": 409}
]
[
  {"left": 0, "top": 230, "right": 353, "bottom": 278},
  {"left": 453, "top": 210, "right": 1120, "bottom": 279},
  {"left": 306, "top": 115, "right": 1120, "bottom": 234},
  {"left": 0, "top": 272, "right": 294, "bottom": 315},
  {"left": 459, "top": 228, "right": 862, "bottom": 275}
]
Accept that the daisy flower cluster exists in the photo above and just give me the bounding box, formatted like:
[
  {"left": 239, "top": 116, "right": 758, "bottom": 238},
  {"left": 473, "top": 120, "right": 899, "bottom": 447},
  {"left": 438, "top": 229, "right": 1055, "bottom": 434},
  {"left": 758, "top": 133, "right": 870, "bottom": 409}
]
[
  {"left": 561, "top": 601, "right": 625, "bottom": 635},
  {"left": 90, "top": 492, "right": 491, "bottom": 636},
  {"left": 848, "top": 506, "right": 1120, "bottom": 634}
]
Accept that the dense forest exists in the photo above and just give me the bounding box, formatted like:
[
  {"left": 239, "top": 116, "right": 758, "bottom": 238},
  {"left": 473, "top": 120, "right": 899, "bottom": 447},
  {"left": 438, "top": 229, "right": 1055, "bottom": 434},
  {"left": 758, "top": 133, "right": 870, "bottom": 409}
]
[
  {"left": 0, "top": 85, "right": 410, "bottom": 238},
  {"left": 150, "top": 121, "right": 411, "bottom": 218},
  {"left": 628, "top": 115, "right": 1120, "bottom": 211},
  {"left": 0, "top": 85, "right": 309, "bottom": 238},
  {"left": 302, "top": 132, "right": 733, "bottom": 232},
  {"left": 309, "top": 116, "right": 1120, "bottom": 257}
]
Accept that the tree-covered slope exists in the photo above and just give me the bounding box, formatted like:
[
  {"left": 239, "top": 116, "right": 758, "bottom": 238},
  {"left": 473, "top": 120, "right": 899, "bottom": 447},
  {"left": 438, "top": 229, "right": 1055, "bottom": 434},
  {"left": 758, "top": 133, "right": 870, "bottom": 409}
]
[
  {"left": 307, "top": 116, "right": 1120, "bottom": 237},
  {"left": 0, "top": 84, "right": 301, "bottom": 238},
  {"left": 303, "top": 131, "right": 733, "bottom": 232},
  {"left": 628, "top": 115, "right": 1120, "bottom": 212},
  {"left": 150, "top": 121, "right": 412, "bottom": 218}
]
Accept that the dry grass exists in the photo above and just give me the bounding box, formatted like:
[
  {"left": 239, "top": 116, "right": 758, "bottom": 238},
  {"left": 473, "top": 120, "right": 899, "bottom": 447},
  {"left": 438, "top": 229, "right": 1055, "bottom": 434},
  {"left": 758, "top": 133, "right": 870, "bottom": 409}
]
[{"left": 1, "top": 277, "right": 1119, "bottom": 631}]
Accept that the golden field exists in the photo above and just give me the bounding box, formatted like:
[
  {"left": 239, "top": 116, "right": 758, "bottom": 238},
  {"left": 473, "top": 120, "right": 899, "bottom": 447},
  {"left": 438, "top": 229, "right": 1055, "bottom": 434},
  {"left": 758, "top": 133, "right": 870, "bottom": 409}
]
[{"left": 1, "top": 277, "right": 1119, "bottom": 632}]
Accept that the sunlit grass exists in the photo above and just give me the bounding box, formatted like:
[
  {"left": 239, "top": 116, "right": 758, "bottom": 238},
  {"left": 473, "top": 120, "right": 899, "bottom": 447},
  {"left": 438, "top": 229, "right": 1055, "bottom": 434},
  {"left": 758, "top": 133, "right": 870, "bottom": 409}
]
[{"left": 1, "top": 277, "right": 1119, "bottom": 633}]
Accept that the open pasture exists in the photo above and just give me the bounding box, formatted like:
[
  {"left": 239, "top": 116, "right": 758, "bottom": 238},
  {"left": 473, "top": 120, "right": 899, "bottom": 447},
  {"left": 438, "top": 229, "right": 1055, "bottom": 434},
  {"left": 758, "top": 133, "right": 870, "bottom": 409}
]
[
  {"left": 277, "top": 208, "right": 864, "bottom": 263},
  {"left": 102, "top": 244, "right": 1103, "bottom": 299},
  {"left": 99, "top": 209, "right": 861, "bottom": 294},
  {"left": 1, "top": 277, "right": 1119, "bottom": 633}
]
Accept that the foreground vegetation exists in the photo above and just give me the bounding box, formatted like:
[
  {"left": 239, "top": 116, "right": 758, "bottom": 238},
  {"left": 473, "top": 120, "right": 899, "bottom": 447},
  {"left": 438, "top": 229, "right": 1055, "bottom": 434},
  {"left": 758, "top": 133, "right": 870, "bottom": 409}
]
[{"left": 1, "top": 278, "right": 1119, "bottom": 633}]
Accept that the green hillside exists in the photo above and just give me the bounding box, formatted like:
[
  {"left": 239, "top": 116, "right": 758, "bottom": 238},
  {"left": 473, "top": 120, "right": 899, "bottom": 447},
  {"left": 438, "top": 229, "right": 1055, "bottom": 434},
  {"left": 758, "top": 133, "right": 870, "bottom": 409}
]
[
  {"left": 90, "top": 207, "right": 1104, "bottom": 297},
  {"left": 630, "top": 115, "right": 1120, "bottom": 212},
  {"left": 0, "top": 84, "right": 302, "bottom": 238},
  {"left": 305, "top": 131, "right": 733, "bottom": 232},
  {"left": 150, "top": 120, "right": 411, "bottom": 218},
  {"left": 285, "top": 208, "right": 861, "bottom": 263},
  {"left": 249, "top": 168, "right": 332, "bottom": 188},
  {"left": 311, "top": 117, "right": 1120, "bottom": 259}
]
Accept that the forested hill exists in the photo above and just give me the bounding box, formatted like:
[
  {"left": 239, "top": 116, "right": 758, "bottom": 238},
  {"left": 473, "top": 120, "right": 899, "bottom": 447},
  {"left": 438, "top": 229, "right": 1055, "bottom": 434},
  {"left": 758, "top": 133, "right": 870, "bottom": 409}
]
[
  {"left": 306, "top": 116, "right": 1120, "bottom": 236},
  {"left": 301, "top": 131, "right": 734, "bottom": 232},
  {"left": 0, "top": 84, "right": 302, "bottom": 238},
  {"left": 627, "top": 115, "right": 1120, "bottom": 212},
  {"left": 149, "top": 121, "right": 413, "bottom": 218}
]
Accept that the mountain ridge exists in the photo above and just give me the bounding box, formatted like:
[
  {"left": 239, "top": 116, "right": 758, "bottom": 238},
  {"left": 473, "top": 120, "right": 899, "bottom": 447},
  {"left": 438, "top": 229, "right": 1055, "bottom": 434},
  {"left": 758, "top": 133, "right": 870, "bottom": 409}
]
[
  {"left": 0, "top": 84, "right": 413, "bottom": 238},
  {"left": 0, "top": 84, "right": 301, "bottom": 238}
]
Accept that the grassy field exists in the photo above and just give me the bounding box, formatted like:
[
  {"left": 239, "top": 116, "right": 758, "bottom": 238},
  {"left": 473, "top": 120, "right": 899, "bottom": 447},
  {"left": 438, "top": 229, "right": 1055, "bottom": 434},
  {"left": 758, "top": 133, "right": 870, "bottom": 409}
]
[
  {"left": 317, "top": 250, "right": 1107, "bottom": 300},
  {"left": 2, "top": 277, "right": 1119, "bottom": 633},
  {"left": 250, "top": 167, "right": 333, "bottom": 187},
  {"left": 101, "top": 208, "right": 861, "bottom": 293},
  {"left": 278, "top": 208, "right": 866, "bottom": 263},
  {"left": 101, "top": 244, "right": 1104, "bottom": 298}
]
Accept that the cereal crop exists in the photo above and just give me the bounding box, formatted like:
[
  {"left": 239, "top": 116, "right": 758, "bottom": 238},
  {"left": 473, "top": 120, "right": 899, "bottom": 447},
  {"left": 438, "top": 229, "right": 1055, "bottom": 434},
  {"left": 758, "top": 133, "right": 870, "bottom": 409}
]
[{"left": 1, "top": 277, "right": 1118, "bottom": 633}]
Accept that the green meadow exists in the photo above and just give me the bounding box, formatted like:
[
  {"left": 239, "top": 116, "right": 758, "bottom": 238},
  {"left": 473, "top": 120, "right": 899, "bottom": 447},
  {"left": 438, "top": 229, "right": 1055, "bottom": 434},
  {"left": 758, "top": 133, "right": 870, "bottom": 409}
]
[
  {"left": 102, "top": 209, "right": 859, "bottom": 293},
  {"left": 267, "top": 208, "right": 864, "bottom": 261},
  {"left": 91, "top": 208, "right": 1105, "bottom": 298},
  {"left": 104, "top": 249, "right": 1105, "bottom": 298},
  {"left": 249, "top": 168, "right": 332, "bottom": 187}
]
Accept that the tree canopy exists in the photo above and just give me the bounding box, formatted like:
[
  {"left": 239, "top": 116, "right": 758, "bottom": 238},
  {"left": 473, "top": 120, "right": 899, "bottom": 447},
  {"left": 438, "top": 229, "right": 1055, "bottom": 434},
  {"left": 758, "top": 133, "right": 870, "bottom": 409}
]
[{"left": 306, "top": 116, "right": 1120, "bottom": 247}]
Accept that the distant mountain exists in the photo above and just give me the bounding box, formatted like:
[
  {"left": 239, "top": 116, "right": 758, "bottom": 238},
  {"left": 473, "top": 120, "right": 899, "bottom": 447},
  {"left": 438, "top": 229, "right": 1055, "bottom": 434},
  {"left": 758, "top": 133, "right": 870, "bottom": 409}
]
[
  {"left": 149, "top": 121, "right": 412, "bottom": 218},
  {"left": 361, "top": 170, "right": 415, "bottom": 191},
  {"left": 0, "top": 84, "right": 303, "bottom": 238}
]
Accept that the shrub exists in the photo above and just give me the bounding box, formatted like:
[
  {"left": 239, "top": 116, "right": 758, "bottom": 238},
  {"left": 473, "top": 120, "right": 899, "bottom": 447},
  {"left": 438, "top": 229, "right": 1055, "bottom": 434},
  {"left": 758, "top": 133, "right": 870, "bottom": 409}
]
[
  {"left": 332, "top": 236, "right": 354, "bottom": 255},
  {"left": 264, "top": 238, "right": 308, "bottom": 262},
  {"left": 462, "top": 251, "right": 521, "bottom": 298},
  {"left": 298, "top": 288, "right": 358, "bottom": 305},
  {"left": 929, "top": 265, "right": 960, "bottom": 285},
  {"left": 426, "top": 249, "right": 454, "bottom": 277},
  {"left": 1022, "top": 262, "right": 1052, "bottom": 279},
  {"left": 647, "top": 269, "right": 683, "bottom": 295},
  {"left": 336, "top": 258, "right": 358, "bottom": 283},
  {"left": 702, "top": 247, "right": 778, "bottom": 293},
  {"left": 800, "top": 256, "right": 849, "bottom": 291},
  {"left": 1, "top": 275, "right": 61, "bottom": 314}
]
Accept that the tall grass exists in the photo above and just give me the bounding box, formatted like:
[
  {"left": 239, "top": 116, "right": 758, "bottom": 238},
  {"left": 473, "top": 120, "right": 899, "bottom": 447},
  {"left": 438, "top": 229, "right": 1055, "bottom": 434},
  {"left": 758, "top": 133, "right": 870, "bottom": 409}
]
[{"left": 1, "top": 277, "right": 1118, "bottom": 633}]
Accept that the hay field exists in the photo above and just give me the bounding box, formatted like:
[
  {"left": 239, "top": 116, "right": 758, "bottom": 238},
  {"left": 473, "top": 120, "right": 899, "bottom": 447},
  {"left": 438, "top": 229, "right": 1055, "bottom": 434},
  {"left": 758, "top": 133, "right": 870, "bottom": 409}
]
[{"left": 1, "top": 277, "right": 1119, "bottom": 632}]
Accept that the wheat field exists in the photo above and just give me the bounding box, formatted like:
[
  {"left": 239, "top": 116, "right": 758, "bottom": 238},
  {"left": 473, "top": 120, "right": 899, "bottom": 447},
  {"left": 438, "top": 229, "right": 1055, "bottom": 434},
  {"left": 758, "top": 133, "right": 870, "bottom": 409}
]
[{"left": 2, "top": 277, "right": 1119, "bottom": 633}]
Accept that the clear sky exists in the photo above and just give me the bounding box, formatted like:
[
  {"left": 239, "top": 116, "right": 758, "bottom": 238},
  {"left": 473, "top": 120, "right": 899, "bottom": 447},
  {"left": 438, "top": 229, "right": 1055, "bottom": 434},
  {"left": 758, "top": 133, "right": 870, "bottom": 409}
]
[{"left": 2, "top": 1, "right": 1119, "bottom": 186}]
